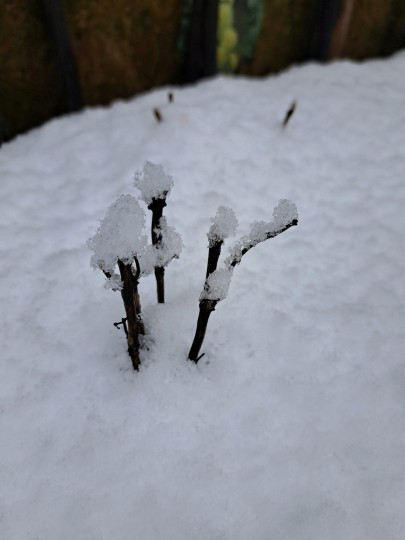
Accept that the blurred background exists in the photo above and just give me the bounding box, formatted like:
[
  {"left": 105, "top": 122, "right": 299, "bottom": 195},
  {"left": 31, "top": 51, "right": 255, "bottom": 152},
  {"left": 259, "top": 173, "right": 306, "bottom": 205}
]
[{"left": 1, "top": 0, "right": 405, "bottom": 142}]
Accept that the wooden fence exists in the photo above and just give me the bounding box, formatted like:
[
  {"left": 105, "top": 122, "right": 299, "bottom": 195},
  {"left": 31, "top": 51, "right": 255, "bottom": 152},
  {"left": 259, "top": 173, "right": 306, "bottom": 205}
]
[{"left": 1, "top": 0, "right": 404, "bottom": 141}]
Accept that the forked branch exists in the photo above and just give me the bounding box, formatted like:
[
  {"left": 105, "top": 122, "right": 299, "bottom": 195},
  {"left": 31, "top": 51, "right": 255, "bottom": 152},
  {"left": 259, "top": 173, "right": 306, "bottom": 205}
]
[{"left": 189, "top": 201, "right": 298, "bottom": 363}]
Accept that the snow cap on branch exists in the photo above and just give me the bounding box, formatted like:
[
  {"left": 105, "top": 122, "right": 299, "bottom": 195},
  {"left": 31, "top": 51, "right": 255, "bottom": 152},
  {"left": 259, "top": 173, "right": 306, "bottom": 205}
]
[
  {"left": 200, "top": 268, "right": 233, "bottom": 302},
  {"left": 138, "top": 217, "right": 183, "bottom": 276},
  {"left": 225, "top": 199, "right": 298, "bottom": 268},
  {"left": 272, "top": 199, "right": 298, "bottom": 229},
  {"left": 207, "top": 205, "right": 238, "bottom": 247},
  {"left": 88, "top": 194, "right": 147, "bottom": 274},
  {"left": 134, "top": 161, "right": 174, "bottom": 205}
]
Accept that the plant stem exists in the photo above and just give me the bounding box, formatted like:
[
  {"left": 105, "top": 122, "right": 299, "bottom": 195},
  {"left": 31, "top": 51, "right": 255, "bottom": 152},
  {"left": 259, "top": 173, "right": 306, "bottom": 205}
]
[
  {"left": 118, "top": 259, "right": 144, "bottom": 370},
  {"left": 148, "top": 198, "right": 167, "bottom": 303},
  {"left": 188, "top": 299, "right": 217, "bottom": 362},
  {"left": 206, "top": 240, "right": 222, "bottom": 278}
]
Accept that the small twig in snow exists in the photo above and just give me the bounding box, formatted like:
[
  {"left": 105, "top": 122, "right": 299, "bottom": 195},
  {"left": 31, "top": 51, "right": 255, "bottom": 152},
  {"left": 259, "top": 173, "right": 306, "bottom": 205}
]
[
  {"left": 282, "top": 100, "right": 297, "bottom": 128},
  {"left": 153, "top": 108, "right": 163, "bottom": 122},
  {"left": 114, "top": 318, "right": 128, "bottom": 337}
]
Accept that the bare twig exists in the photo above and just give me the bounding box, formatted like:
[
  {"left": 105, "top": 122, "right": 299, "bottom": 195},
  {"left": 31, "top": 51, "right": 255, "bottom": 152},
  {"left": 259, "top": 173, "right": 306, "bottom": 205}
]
[
  {"left": 227, "top": 218, "right": 298, "bottom": 268},
  {"left": 148, "top": 197, "right": 167, "bottom": 303},
  {"left": 189, "top": 213, "right": 298, "bottom": 363},
  {"left": 153, "top": 108, "right": 163, "bottom": 122},
  {"left": 114, "top": 318, "right": 128, "bottom": 337},
  {"left": 189, "top": 239, "right": 222, "bottom": 362},
  {"left": 282, "top": 100, "right": 297, "bottom": 128},
  {"left": 168, "top": 92, "right": 174, "bottom": 103},
  {"left": 188, "top": 300, "right": 218, "bottom": 362},
  {"left": 206, "top": 240, "right": 222, "bottom": 279},
  {"left": 117, "top": 258, "right": 144, "bottom": 370}
]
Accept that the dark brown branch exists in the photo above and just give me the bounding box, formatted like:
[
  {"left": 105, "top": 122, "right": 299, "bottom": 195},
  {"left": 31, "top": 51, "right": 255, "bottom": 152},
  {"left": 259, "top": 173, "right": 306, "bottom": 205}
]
[
  {"left": 189, "top": 216, "right": 298, "bottom": 363},
  {"left": 114, "top": 318, "right": 128, "bottom": 337},
  {"left": 228, "top": 218, "right": 298, "bottom": 268},
  {"left": 206, "top": 240, "right": 223, "bottom": 279},
  {"left": 148, "top": 197, "right": 167, "bottom": 303},
  {"left": 189, "top": 237, "right": 223, "bottom": 362},
  {"left": 282, "top": 100, "right": 297, "bottom": 128},
  {"left": 188, "top": 300, "right": 218, "bottom": 362},
  {"left": 153, "top": 108, "right": 163, "bottom": 122},
  {"left": 117, "top": 259, "right": 144, "bottom": 370}
]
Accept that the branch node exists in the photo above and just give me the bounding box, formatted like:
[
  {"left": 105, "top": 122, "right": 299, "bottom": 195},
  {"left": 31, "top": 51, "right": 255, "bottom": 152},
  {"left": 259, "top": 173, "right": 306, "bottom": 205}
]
[{"left": 114, "top": 317, "right": 128, "bottom": 337}]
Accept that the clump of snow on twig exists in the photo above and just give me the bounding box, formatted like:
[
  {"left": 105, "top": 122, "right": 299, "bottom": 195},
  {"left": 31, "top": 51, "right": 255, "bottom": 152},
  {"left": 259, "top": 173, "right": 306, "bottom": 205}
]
[
  {"left": 134, "top": 161, "right": 174, "bottom": 205},
  {"left": 200, "top": 268, "right": 233, "bottom": 301},
  {"left": 207, "top": 205, "right": 238, "bottom": 247},
  {"left": 272, "top": 199, "right": 298, "bottom": 229},
  {"left": 138, "top": 217, "right": 183, "bottom": 275},
  {"left": 225, "top": 199, "right": 298, "bottom": 268},
  {"left": 88, "top": 194, "right": 147, "bottom": 274}
]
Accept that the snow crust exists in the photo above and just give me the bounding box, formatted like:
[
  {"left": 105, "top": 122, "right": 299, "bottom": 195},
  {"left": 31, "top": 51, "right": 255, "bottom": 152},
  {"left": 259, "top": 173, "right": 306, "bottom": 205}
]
[
  {"left": 88, "top": 194, "right": 146, "bottom": 274},
  {"left": 134, "top": 161, "right": 174, "bottom": 205},
  {"left": 2, "top": 52, "right": 405, "bottom": 540},
  {"left": 207, "top": 205, "right": 238, "bottom": 247}
]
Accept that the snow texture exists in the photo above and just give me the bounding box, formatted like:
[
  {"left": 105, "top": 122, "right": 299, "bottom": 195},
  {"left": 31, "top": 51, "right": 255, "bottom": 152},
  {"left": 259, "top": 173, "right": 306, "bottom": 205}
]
[
  {"left": 134, "top": 161, "right": 174, "bottom": 205},
  {"left": 1, "top": 52, "right": 405, "bottom": 540},
  {"left": 226, "top": 198, "right": 298, "bottom": 267},
  {"left": 88, "top": 194, "right": 146, "bottom": 274},
  {"left": 138, "top": 217, "right": 183, "bottom": 275},
  {"left": 104, "top": 272, "right": 123, "bottom": 291},
  {"left": 200, "top": 267, "right": 233, "bottom": 301},
  {"left": 207, "top": 205, "right": 238, "bottom": 247}
]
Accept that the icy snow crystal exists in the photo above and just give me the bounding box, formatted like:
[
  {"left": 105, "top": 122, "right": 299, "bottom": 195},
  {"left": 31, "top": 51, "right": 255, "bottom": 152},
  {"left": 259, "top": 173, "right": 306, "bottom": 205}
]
[
  {"left": 200, "top": 268, "right": 233, "bottom": 301},
  {"left": 138, "top": 217, "right": 183, "bottom": 275},
  {"left": 207, "top": 206, "right": 238, "bottom": 247},
  {"left": 88, "top": 195, "right": 146, "bottom": 274},
  {"left": 134, "top": 162, "right": 174, "bottom": 205}
]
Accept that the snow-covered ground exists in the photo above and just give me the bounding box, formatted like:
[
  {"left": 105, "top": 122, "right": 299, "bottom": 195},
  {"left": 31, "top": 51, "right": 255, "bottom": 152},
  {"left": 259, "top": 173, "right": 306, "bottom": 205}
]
[{"left": 1, "top": 52, "right": 405, "bottom": 539}]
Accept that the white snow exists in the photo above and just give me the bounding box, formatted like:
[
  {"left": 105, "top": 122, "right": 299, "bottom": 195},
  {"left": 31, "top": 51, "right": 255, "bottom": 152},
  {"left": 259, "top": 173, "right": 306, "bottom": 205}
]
[
  {"left": 272, "top": 198, "right": 298, "bottom": 228},
  {"left": 226, "top": 198, "right": 298, "bottom": 267},
  {"left": 138, "top": 217, "right": 183, "bottom": 275},
  {"left": 134, "top": 161, "right": 174, "bottom": 205},
  {"left": 88, "top": 194, "right": 146, "bottom": 274},
  {"left": 207, "top": 205, "right": 238, "bottom": 246},
  {"left": 1, "top": 52, "right": 405, "bottom": 540},
  {"left": 200, "top": 267, "right": 233, "bottom": 301}
]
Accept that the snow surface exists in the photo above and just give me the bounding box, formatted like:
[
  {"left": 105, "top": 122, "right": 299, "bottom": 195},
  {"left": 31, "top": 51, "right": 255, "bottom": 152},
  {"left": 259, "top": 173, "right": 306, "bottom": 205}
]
[{"left": 1, "top": 52, "right": 405, "bottom": 540}]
